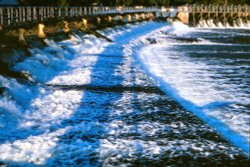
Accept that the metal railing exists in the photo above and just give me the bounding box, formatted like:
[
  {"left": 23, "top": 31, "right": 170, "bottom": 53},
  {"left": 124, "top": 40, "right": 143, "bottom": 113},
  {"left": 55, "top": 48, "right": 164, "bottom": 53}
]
[
  {"left": 0, "top": 6, "right": 161, "bottom": 27},
  {"left": 190, "top": 4, "right": 250, "bottom": 13}
]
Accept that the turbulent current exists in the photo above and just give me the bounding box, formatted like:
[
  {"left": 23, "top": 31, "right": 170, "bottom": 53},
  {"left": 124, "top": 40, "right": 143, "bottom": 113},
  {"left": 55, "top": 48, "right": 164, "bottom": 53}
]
[{"left": 0, "top": 21, "right": 249, "bottom": 166}]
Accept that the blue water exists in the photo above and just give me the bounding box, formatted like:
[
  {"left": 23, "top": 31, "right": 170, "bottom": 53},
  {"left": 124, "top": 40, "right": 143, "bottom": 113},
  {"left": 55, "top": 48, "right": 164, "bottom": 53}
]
[
  {"left": 136, "top": 23, "right": 250, "bottom": 155},
  {"left": 0, "top": 21, "right": 249, "bottom": 166}
]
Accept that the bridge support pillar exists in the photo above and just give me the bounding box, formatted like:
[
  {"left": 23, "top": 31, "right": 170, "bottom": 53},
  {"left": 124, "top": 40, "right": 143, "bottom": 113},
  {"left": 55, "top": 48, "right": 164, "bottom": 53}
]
[
  {"left": 107, "top": 16, "right": 113, "bottom": 22},
  {"left": 18, "top": 28, "right": 26, "bottom": 43},
  {"left": 63, "top": 21, "right": 70, "bottom": 33},
  {"left": 148, "top": 13, "right": 155, "bottom": 20},
  {"left": 82, "top": 18, "right": 88, "bottom": 29},
  {"left": 134, "top": 14, "right": 140, "bottom": 21},
  {"left": 124, "top": 14, "right": 132, "bottom": 22},
  {"left": 118, "top": 15, "right": 123, "bottom": 21},
  {"left": 38, "top": 23, "right": 46, "bottom": 38},
  {"left": 140, "top": 13, "right": 146, "bottom": 20},
  {"left": 177, "top": 12, "right": 189, "bottom": 24},
  {"left": 96, "top": 17, "right": 101, "bottom": 24},
  {"left": 145, "top": 13, "right": 150, "bottom": 19}
]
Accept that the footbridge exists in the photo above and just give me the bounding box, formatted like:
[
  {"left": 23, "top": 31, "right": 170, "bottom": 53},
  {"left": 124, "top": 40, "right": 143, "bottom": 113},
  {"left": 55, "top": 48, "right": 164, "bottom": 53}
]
[
  {"left": 177, "top": 5, "right": 250, "bottom": 27},
  {"left": 0, "top": 6, "right": 172, "bottom": 42}
]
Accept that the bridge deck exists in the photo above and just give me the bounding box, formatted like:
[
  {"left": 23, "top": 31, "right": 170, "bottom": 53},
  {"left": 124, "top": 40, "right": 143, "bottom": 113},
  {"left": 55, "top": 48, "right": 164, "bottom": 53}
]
[
  {"left": 190, "top": 5, "right": 250, "bottom": 13},
  {"left": 0, "top": 6, "right": 161, "bottom": 27}
]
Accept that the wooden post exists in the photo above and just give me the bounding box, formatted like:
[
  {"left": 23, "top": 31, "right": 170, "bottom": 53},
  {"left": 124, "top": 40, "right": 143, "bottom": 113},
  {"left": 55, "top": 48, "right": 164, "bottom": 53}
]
[
  {"left": 141, "top": 13, "right": 146, "bottom": 20},
  {"left": 96, "top": 17, "right": 101, "bottom": 24},
  {"left": 18, "top": 28, "right": 26, "bottom": 43},
  {"left": 135, "top": 14, "right": 140, "bottom": 21},
  {"left": 82, "top": 18, "right": 88, "bottom": 29},
  {"left": 38, "top": 23, "right": 46, "bottom": 38},
  {"left": 63, "top": 21, "right": 70, "bottom": 33},
  {"left": 107, "top": 16, "right": 112, "bottom": 22}
]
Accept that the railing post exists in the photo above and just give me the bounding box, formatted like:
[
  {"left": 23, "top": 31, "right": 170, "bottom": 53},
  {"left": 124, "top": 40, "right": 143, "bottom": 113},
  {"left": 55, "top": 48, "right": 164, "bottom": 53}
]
[
  {"left": 10, "top": 7, "right": 14, "bottom": 25},
  {"left": 19, "top": 7, "right": 22, "bottom": 23},
  {"left": 0, "top": 8, "right": 3, "bottom": 26},
  {"left": 58, "top": 7, "right": 61, "bottom": 18},
  {"left": 27, "top": 7, "right": 30, "bottom": 21},
  {"left": 32, "top": 7, "right": 36, "bottom": 22},
  {"left": 63, "top": 7, "right": 69, "bottom": 17},
  {"left": 24, "top": 7, "right": 27, "bottom": 23},
  {"left": 7, "top": 8, "right": 11, "bottom": 25},
  {"left": 46, "top": 7, "right": 49, "bottom": 19},
  {"left": 89, "top": 7, "right": 93, "bottom": 15},
  {"left": 79, "top": 7, "right": 82, "bottom": 17}
]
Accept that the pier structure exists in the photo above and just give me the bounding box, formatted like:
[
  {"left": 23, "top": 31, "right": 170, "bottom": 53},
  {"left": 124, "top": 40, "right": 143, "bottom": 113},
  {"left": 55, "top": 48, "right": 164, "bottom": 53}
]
[
  {"left": 0, "top": 6, "right": 172, "bottom": 42},
  {"left": 177, "top": 4, "right": 250, "bottom": 27}
]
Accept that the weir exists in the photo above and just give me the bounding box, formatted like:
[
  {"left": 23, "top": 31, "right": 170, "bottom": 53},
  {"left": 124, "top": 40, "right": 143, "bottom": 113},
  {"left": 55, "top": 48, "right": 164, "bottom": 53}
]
[
  {"left": 0, "top": 4, "right": 250, "bottom": 165},
  {"left": 177, "top": 4, "right": 250, "bottom": 27}
]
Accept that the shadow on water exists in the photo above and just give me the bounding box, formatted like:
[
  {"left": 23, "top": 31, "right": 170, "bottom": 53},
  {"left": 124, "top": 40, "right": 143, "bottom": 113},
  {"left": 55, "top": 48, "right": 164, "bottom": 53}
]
[
  {"left": 36, "top": 22, "right": 169, "bottom": 166},
  {"left": 0, "top": 22, "right": 161, "bottom": 166},
  {"left": 44, "top": 39, "right": 128, "bottom": 165},
  {"left": 42, "top": 22, "right": 170, "bottom": 166}
]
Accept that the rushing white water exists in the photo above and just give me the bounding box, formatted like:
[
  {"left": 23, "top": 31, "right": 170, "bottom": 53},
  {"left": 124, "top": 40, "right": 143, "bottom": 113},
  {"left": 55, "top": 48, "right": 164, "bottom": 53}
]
[
  {"left": 127, "top": 22, "right": 250, "bottom": 155},
  {"left": 0, "top": 21, "right": 249, "bottom": 166},
  {"left": 0, "top": 22, "right": 171, "bottom": 165},
  {"left": 197, "top": 19, "right": 250, "bottom": 29}
]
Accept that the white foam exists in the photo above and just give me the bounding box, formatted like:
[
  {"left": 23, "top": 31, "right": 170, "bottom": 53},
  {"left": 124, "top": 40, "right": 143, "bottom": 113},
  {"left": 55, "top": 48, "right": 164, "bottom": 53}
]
[
  {"left": 0, "top": 128, "right": 67, "bottom": 165},
  {"left": 0, "top": 21, "right": 171, "bottom": 165},
  {"left": 128, "top": 24, "right": 250, "bottom": 156},
  {"left": 0, "top": 32, "right": 105, "bottom": 165},
  {"left": 197, "top": 19, "right": 250, "bottom": 29}
]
